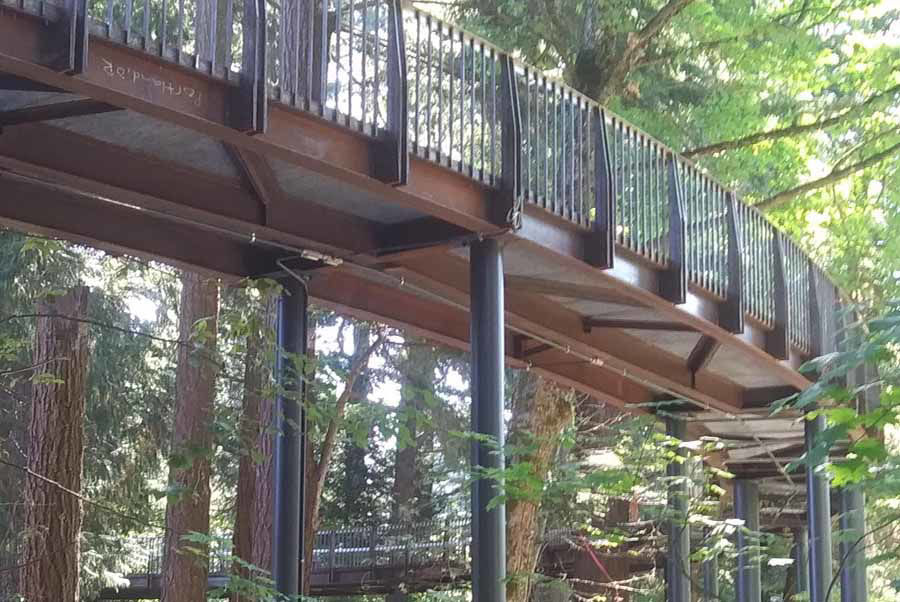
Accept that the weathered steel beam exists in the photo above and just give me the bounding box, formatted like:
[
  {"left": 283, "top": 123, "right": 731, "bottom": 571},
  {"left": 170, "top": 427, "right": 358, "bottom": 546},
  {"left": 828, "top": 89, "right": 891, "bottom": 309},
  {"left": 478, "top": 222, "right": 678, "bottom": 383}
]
[
  {"left": 0, "top": 99, "right": 120, "bottom": 127},
  {"left": 583, "top": 317, "right": 699, "bottom": 333}
]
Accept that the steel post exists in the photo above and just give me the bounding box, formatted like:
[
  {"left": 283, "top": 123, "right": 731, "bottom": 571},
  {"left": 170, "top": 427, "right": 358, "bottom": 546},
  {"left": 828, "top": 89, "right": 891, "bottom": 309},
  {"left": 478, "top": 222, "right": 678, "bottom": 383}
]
[
  {"left": 735, "top": 479, "right": 761, "bottom": 602},
  {"left": 273, "top": 277, "right": 308, "bottom": 596},
  {"left": 806, "top": 413, "right": 833, "bottom": 602},
  {"left": 792, "top": 527, "right": 810, "bottom": 596},
  {"left": 839, "top": 485, "right": 867, "bottom": 602},
  {"left": 469, "top": 238, "right": 506, "bottom": 602},
  {"left": 666, "top": 416, "right": 691, "bottom": 602},
  {"left": 701, "top": 548, "right": 719, "bottom": 602}
]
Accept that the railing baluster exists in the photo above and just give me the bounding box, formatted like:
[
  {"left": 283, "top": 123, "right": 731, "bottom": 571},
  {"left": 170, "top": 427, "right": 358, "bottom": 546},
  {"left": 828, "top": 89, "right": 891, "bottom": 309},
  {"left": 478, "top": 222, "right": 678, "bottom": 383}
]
[
  {"left": 346, "top": 0, "right": 354, "bottom": 123},
  {"left": 425, "top": 15, "right": 432, "bottom": 156},
  {"left": 468, "top": 35, "right": 475, "bottom": 179},
  {"left": 480, "top": 43, "right": 486, "bottom": 181},
  {"left": 413, "top": 11, "right": 420, "bottom": 149},
  {"left": 437, "top": 22, "right": 444, "bottom": 162},
  {"left": 448, "top": 27, "right": 455, "bottom": 167},
  {"left": 141, "top": 0, "right": 149, "bottom": 50},
  {"left": 491, "top": 48, "right": 499, "bottom": 186},
  {"left": 333, "top": 0, "right": 341, "bottom": 110},
  {"left": 459, "top": 30, "right": 466, "bottom": 173}
]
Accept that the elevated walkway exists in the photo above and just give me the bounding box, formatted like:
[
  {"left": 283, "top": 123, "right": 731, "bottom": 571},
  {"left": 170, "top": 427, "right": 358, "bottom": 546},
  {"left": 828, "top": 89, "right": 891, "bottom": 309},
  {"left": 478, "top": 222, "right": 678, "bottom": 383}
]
[{"left": 97, "top": 522, "right": 652, "bottom": 599}]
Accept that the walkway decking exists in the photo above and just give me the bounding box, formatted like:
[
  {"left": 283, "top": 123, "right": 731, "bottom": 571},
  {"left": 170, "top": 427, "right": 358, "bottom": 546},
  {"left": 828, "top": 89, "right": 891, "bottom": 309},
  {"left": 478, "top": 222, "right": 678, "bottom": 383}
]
[{"left": 0, "top": 0, "right": 874, "bottom": 486}]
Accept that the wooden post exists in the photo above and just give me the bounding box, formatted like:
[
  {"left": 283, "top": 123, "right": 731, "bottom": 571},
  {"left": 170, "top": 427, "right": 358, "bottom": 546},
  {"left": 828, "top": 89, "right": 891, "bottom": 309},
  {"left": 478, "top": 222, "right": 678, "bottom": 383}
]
[{"left": 586, "top": 107, "right": 615, "bottom": 269}]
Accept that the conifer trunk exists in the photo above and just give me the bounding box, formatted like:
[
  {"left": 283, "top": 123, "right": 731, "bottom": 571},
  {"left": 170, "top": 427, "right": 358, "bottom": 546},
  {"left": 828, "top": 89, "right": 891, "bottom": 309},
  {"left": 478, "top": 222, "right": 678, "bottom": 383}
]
[
  {"left": 506, "top": 376, "right": 573, "bottom": 602},
  {"left": 392, "top": 341, "right": 438, "bottom": 522},
  {"left": 231, "top": 296, "right": 276, "bottom": 602},
  {"left": 19, "top": 286, "right": 90, "bottom": 602},
  {"left": 161, "top": 272, "right": 219, "bottom": 602}
]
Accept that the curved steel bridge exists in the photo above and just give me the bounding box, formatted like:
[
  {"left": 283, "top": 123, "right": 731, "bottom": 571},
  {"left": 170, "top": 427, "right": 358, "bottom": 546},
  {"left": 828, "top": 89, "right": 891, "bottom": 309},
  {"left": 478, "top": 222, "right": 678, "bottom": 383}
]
[{"left": 0, "top": 0, "right": 874, "bottom": 600}]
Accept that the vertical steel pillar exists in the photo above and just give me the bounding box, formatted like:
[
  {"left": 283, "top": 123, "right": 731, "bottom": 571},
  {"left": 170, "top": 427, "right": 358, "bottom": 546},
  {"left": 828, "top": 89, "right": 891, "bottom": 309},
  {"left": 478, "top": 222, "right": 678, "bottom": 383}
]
[
  {"left": 701, "top": 548, "right": 719, "bottom": 602},
  {"left": 792, "top": 527, "right": 810, "bottom": 597},
  {"left": 273, "top": 277, "right": 308, "bottom": 596},
  {"left": 806, "top": 413, "right": 833, "bottom": 602},
  {"left": 469, "top": 238, "right": 506, "bottom": 602},
  {"left": 666, "top": 416, "right": 691, "bottom": 602},
  {"left": 839, "top": 485, "right": 867, "bottom": 602},
  {"left": 735, "top": 479, "right": 761, "bottom": 602}
]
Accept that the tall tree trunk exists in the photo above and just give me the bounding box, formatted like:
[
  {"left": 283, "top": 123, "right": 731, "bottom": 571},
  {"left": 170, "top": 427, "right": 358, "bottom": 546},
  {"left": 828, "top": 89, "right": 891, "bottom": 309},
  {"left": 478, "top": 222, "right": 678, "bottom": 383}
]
[
  {"left": 231, "top": 295, "right": 276, "bottom": 602},
  {"left": 19, "top": 286, "right": 90, "bottom": 602},
  {"left": 161, "top": 272, "right": 219, "bottom": 602},
  {"left": 392, "top": 340, "right": 438, "bottom": 523},
  {"left": 506, "top": 375, "right": 574, "bottom": 602},
  {"left": 340, "top": 324, "right": 373, "bottom": 521}
]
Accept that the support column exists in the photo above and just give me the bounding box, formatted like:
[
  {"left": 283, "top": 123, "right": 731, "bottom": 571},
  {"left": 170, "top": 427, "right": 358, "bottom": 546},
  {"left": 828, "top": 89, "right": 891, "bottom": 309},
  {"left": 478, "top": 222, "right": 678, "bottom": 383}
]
[
  {"left": 839, "top": 486, "right": 867, "bottom": 602},
  {"left": 665, "top": 416, "right": 691, "bottom": 602},
  {"left": 735, "top": 479, "right": 761, "bottom": 602},
  {"left": 701, "top": 548, "right": 719, "bottom": 602},
  {"left": 469, "top": 238, "right": 506, "bottom": 602},
  {"left": 792, "top": 527, "right": 810, "bottom": 598},
  {"left": 806, "top": 413, "right": 833, "bottom": 602},
  {"left": 273, "top": 277, "right": 308, "bottom": 596}
]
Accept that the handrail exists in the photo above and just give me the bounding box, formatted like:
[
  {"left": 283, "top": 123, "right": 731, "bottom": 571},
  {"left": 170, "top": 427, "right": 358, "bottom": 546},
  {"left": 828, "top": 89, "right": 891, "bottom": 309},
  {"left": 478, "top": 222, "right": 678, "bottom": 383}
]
[{"left": 4, "top": 0, "right": 842, "bottom": 357}]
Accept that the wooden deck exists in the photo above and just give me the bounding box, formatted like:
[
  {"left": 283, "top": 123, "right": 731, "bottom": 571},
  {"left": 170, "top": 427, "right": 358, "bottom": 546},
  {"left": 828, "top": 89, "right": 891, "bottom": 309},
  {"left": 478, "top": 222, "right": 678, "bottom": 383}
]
[{"left": 0, "top": 0, "right": 862, "bottom": 485}]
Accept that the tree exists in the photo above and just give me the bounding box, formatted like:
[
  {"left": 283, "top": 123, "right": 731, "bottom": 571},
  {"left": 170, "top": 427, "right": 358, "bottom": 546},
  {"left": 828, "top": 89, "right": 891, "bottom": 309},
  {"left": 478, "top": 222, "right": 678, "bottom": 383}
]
[
  {"left": 301, "top": 323, "right": 384, "bottom": 593},
  {"left": 161, "top": 272, "right": 219, "bottom": 602},
  {"left": 231, "top": 290, "right": 277, "bottom": 602},
  {"left": 392, "top": 341, "right": 439, "bottom": 523},
  {"left": 505, "top": 375, "right": 574, "bottom": 602},
  {"left": 19, "top": 286, "right": 91, "bottom": 602}
]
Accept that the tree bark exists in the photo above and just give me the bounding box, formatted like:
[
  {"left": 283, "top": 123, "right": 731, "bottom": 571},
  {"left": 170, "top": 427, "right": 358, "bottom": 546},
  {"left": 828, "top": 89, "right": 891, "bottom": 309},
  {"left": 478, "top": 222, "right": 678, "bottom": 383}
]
[
  {"left": 19, "top": 286, "right": 90, "bottom": 602},
  {"left": 231, "top": 295, "right": 276, "bottom": 602},
  {"left": 506, "top": 375, "right": 574, "bottom": 602},
  {"left": 161, "top": 272, "right": 219, "bottom": 602},
  {"left": 340, "top": 325, "right": 376, "bottom": 522},
  {"left": 392, "top": 341, "right": 438, "bottom": 522}
]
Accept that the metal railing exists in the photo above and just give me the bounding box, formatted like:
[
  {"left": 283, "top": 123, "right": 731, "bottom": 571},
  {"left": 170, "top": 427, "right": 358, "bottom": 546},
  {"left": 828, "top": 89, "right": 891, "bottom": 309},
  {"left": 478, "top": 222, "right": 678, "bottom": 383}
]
[
  {"left": 107, "top": 519, "right": 581, "bottom": 582},
  {"left": 2, "top": 0, "right": 842, "bottom": 356}
]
